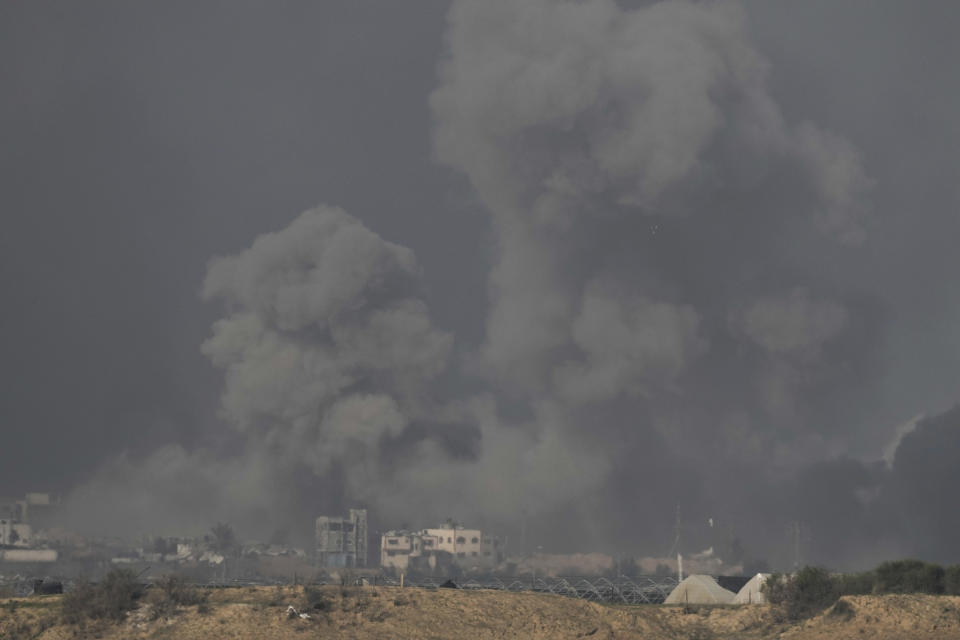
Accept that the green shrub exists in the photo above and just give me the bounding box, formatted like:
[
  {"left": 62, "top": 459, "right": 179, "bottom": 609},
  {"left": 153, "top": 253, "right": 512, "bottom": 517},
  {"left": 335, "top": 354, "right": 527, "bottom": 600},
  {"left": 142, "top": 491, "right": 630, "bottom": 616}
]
[
  {"left": 875, "top": 559, "right": 944, "bottom": 594},
  {"left": 267, "top": 584, "right": 285, "bottom": 607},
  {"left": 62, "top": 569, "right": 144, "bottom": 624},
  {"left": 158, "top": 574, "right": 206, "bottom": 606},
  {"left": 792, "top": 566, "right": 840, "bottom": 612},
  {"left": 761, "top": 573, "right": 789, "bottom": 606},
  {"left": 945, "top": 566, "right": 960, "bottom": 595},
  {"left": 147, "top": 575, "right": 208, "bottom": 619},
  {"left": 835, "top": 571, "right": 875, "bottom": 595},
  {"left": 301, "top": 585, "right": 331, "bottom": 612},
  {"left": 762, "top": 558, "right": 957, "bottom": 620},
  {"left": 762, "top": 567, "right": 839, "bottom": 620}
]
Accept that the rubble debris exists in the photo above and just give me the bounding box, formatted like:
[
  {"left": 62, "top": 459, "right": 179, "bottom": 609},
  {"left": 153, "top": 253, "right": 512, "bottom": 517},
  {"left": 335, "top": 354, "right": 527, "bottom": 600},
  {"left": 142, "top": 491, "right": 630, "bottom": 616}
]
[{"left": 286, "top": 605, "right": 311, "bottom": 620}]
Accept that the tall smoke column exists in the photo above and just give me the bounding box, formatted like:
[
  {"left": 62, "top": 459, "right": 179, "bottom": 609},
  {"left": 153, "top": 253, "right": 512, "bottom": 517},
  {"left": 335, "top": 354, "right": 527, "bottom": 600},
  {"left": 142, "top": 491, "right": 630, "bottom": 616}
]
[{"left": 429, "top": 0, "right": 879, "bottom": 555}]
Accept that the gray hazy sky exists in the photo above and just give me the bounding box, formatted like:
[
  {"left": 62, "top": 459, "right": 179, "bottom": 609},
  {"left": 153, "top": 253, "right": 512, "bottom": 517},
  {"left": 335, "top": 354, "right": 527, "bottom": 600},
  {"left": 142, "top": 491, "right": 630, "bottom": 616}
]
[
  {"left": 2, "top": 1, "right": 959, "bottom": 567},
  {"left": 1, "top": 0, "right": 484, "bottom": 488}
]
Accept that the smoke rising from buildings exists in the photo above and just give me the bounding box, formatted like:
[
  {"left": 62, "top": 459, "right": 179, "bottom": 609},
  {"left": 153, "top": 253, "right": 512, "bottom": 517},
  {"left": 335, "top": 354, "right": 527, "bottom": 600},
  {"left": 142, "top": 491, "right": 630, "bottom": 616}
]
[{"left": 10, "top": 0, "right": 954, "bottom": 568}]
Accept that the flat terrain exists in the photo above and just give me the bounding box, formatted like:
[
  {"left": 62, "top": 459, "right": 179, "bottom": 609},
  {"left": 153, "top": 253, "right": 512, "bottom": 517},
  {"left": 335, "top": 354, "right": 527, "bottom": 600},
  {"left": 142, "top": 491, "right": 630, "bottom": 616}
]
[{"left": 3, "top": 585, "right": 960, "bottom": 639}]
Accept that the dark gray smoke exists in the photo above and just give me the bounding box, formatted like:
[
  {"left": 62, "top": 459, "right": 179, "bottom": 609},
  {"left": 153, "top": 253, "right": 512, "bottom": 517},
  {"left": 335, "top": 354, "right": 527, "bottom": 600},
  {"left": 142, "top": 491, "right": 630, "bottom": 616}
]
[
  {"left": 54, "top": 0, "right": 960, "bottom": 569},
  {"left": 427, "top": 0, "right": 882, "bottom": 559}
]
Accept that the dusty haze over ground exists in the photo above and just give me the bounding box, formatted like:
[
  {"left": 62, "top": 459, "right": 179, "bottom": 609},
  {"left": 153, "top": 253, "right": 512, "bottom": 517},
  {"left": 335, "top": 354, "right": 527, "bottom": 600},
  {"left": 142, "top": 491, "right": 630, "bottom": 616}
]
[{"left": 2, "top": 1, "right": 959, "bottom": 570}]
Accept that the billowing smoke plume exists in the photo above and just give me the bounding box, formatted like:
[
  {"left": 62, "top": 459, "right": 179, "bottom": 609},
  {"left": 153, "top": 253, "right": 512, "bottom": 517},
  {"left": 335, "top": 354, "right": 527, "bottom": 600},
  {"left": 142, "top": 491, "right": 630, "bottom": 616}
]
[
  {"left": 66, "top": 206, "right": 457, "bottom": 537},
  {"left": 199, "top": 206, "right": 451, "bottom": 489},
  {"left": 428, "top": 0, "right": 882, "bottom": 554},
  {"left": 65, "top": 206, "right": 609, "bottom": 541},
  {"left": 431, "top": 0, "right": 870, "bottom": 400},
  {"left": 64, "top": 0, "right": 958, "bottom": 569}
]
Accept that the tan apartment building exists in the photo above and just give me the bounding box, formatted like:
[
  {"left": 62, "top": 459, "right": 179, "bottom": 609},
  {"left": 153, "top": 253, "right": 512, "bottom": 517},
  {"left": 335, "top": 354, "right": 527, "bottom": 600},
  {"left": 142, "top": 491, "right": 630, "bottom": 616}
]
[{"left": 381, "top": 522, "right": 500, "bottom": 572}]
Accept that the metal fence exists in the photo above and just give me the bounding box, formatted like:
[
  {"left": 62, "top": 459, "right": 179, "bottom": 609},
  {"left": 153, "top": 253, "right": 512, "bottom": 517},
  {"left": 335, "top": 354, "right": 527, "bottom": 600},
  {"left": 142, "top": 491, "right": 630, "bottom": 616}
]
[
  {"left": 380, "top": 575, "right": 679, "bottom": 604},
  {"left": 2, "top": 574, "right": 679, "bottom": 604}
]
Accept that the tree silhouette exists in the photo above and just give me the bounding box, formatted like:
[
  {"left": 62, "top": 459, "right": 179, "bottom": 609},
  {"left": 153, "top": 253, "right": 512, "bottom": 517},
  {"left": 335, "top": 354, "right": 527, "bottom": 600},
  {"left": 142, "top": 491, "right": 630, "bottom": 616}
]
[{"left": 210, "top": 522, "right": 238, "bottom": 555}]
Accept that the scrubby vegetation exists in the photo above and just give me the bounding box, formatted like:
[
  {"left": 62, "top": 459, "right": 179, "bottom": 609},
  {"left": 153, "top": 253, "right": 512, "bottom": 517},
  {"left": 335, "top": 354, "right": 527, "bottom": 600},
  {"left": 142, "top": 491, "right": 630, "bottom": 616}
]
[
  {"left": 4, "top": 580, "right": 960, "bottom": 639},
  {"left": 301, "top": 585, "right": 332, "bottom": 612},
  {"left": 763, "top": 559, "right": 960, "bottom": 620},
  {"left": 146, "top": 574, "right": 209, "bottom": 619},
  {"left": 945, "top": 565, "right": 960, "bottom": 595},
  {"left": 875, "top": 559, "right": 945, "bottom": 594},
  {"left": 61, "top": 568, "right": 144, "bottom": 624},
  {"left": 60, "top": 570, "right": 211, "bottom": 624},
  {"left": 763, "top": 567, "right": 839, "bottom": 620}
]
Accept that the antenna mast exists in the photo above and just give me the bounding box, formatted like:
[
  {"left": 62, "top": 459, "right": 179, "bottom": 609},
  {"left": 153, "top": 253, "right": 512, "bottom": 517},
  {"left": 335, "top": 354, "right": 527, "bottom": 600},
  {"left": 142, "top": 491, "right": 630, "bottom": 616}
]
[{"left": 669, "top": 504, "right": 683, "bottom": 581}]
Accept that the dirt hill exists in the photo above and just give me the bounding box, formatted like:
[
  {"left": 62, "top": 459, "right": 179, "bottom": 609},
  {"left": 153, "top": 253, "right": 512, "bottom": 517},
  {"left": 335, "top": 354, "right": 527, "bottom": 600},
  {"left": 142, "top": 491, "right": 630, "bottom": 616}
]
[{"left": 3, "top": 585, "right": 960, "bottom": 639}]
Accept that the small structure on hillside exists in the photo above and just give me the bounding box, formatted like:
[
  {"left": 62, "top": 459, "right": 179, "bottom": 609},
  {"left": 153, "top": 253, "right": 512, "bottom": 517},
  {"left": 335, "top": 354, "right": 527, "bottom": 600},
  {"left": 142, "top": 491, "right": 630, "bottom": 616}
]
[
  {"left": 732, "top": 573, "right": 771, "bottom": 604},
  {"left": 664, "top": 574, "right": 736, "bottom": 605}
]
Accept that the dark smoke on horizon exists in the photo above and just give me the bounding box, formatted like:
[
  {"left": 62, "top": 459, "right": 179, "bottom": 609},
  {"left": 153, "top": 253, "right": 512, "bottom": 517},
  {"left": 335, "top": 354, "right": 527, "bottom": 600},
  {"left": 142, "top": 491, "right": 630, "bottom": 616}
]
[{"left": 3, "top": 0, "right": 959, "bottom": 571}]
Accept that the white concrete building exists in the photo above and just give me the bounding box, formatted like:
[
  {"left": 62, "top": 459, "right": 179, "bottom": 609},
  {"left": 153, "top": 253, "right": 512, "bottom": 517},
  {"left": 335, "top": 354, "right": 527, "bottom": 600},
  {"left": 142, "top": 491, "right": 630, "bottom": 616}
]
[
  {"left": 0, "top": 549, "right": 57, "bottom": 562},
  {"left": 381, "top": 522, "right": 501, "bottom": 572}
]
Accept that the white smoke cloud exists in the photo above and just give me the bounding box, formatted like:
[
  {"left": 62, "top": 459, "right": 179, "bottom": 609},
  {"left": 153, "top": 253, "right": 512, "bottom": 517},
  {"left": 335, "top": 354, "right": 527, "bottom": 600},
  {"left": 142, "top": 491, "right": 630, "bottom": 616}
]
[
  {"left": 881, "top": 412, "right": 924, "bottom": 469},
  {"left": 736, "top": 287, "right": 848, "bottom": 359},
  {"left": 201, "top": 206, "right": 420, "bottom": 332},
  {"left": 200, "top": 207, "right": 452, "bottom": 451}
]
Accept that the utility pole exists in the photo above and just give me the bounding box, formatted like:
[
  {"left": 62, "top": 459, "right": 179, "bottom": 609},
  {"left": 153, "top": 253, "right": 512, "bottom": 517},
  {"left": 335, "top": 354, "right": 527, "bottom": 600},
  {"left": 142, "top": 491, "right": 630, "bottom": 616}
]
[
  {"left": 670, "top": 504, "right": 683, "bottom": 583},
  {"left": 668, "top": 504, "right": 682, "bottom": 556},
  {"left": 520, "top": 508, "right": 527, "bottom": 556},
  {"left": 792, "top": 521, "right": 801, "bottom": 571}
]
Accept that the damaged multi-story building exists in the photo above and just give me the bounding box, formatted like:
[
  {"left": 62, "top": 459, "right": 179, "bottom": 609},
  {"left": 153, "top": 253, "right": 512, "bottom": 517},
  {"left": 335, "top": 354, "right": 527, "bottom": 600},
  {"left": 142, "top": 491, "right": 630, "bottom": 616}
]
[
  {"left": 0, "top": 493, "right": 61, "bottom": 562},
  {"left": 381, "top": 522, "right": 501, "bottom": 573},
  {"left": 0, "top": 519, "right": 32, "bottom": 547},
  {"left": 315, "top": 508, "right": 367, "bottom": 568},
  {"left": 0, "top": 493, "right": 61, "bottom": 530}
]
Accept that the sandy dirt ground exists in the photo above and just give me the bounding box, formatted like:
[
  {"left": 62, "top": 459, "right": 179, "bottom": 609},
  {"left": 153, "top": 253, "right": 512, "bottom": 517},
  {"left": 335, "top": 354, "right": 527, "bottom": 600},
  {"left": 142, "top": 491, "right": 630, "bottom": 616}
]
[{"left": 3, "top": 585, "right": 960, "bottom": 639}]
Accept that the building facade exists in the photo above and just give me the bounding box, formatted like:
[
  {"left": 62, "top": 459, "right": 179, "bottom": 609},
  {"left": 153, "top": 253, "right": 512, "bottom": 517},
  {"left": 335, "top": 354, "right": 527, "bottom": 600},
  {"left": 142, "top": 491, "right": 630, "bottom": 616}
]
[
  {"left": 381, "top": 522, "right": 501, "bottom": 572},
  {"left": 0, "top": 519, "right": 31, "bottom": 547},
  {"left": 315, "top": 508, "right": 367, "bottom": 568},
  {"left": 0, "top": 493, "right": 61, "bottom": 531}
]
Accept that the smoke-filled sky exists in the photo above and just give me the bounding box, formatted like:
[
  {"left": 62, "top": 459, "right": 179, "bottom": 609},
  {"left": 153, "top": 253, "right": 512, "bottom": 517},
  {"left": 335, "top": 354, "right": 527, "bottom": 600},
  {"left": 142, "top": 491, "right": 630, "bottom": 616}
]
[{"left": 2, "top": 1, "right": 959, "bottom": 570}]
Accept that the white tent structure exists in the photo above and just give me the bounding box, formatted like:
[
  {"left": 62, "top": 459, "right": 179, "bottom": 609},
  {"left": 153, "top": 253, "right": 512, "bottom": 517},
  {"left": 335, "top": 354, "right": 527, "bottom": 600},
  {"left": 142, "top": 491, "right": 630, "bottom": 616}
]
[
  {"left": 732, "top": 573, "right": 771, "bottom": 604},
  {"left": 664, "top": 574, "right": 736, "bottom": 605}
]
